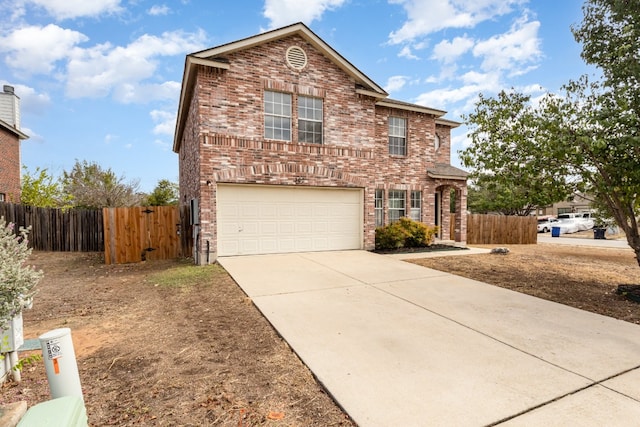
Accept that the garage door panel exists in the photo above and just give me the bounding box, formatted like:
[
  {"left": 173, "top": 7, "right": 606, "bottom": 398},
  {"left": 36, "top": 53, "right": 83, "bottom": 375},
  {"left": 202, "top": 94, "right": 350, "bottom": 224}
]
[
  {"left": 217, "top": 184, "right": 362, "bottom": 256},
  {"left": 296, "top": 205, "right": 313, "bottom": 216},
  {"left": 260, "top": 222, "right": 278, "bottom": 234},
  {"left": 296, "top": 222, "right": 313, "bottom": 233},
  {"left": 260, "top": 205, "right": 277, "bottom": 217},
  {"left": 313, "top": 222, "right": 328, "bottom": 233},
  {"left": 279, "top": 222, "right": 295, "bottom": 234},
  {"left": 241, "top": 204, "right": 259, "bottom": 218}
]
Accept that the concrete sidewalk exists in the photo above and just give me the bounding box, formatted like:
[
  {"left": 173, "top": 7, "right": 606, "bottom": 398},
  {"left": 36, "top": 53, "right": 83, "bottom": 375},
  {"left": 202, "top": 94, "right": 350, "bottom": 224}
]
[
  {"left": 219, "top": 251, "right": 640, "bottom": 426},
  {"left": 538, "top": 234, "right": 631, "bottom": 249}
]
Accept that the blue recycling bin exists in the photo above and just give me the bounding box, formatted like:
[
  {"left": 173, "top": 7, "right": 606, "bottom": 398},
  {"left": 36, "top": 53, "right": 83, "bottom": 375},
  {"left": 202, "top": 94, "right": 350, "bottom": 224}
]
[{"left": 551, "top": 226, "right": 561, "bottom": 237}]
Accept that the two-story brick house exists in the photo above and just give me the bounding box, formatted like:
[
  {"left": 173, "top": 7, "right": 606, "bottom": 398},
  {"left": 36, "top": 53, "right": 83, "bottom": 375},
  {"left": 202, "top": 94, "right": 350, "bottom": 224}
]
[
  {"left": 0, "top": 85, "right": 27, "bottom": 203},
  {"left": 174, "top": 23, "right": 467, "bottom": 264}
]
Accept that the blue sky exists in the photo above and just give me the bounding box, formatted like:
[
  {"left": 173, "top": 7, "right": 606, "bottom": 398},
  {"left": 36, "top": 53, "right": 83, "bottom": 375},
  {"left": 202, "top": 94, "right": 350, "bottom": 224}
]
[{"left": 0, "top": 0, "right": 593, "bottom": 192}]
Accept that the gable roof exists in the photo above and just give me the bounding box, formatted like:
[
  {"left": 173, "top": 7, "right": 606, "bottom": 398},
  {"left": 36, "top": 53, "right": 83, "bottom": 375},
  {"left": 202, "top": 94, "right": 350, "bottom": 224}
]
[
  {"left": 173, "top": 23, "right": 458, "bottom": 151},
  {"left": 0, "top": 118, "right": 28, "bottom": 140},
  {"left": 193, "top": 23, "right": 387, "bottom": 95}
]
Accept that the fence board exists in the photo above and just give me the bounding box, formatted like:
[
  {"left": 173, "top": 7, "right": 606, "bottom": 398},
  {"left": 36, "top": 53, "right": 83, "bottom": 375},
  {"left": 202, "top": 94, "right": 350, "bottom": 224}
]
[
  {"left": 0, "top": 202, "right": 103, "bottom": 251},
  {"left": 466, "top": 214, "right": 537, "bottom": 245}
]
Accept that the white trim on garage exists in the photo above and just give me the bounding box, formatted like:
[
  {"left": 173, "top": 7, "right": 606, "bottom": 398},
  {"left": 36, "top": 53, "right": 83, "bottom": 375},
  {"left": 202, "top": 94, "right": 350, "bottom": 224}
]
[{"left": 217, "top": 184, "right": 363, "bottom": 256}]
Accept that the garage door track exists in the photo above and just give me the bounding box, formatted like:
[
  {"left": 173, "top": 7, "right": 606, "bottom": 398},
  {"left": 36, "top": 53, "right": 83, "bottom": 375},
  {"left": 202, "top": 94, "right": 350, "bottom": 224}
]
[{"left": 218, "top": 250, "right": 640, "bottom": 426}]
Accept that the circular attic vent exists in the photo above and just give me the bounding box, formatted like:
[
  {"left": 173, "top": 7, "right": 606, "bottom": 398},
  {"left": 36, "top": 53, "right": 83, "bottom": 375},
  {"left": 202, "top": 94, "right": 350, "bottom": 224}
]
[{"left": 286, "top": 46, "right": 308, "bottom": 70}]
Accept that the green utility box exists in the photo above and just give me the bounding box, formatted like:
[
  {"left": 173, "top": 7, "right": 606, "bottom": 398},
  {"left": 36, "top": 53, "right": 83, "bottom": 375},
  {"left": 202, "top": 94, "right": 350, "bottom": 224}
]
[{"left": 18, "top": 396, "right": 87, "bottom": 427}]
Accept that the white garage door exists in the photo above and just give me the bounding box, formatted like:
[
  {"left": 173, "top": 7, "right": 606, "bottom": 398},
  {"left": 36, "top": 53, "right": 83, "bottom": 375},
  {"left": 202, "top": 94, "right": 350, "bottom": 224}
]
[{"left": 217, "top": 184, "right": 363, "bottom": 256}]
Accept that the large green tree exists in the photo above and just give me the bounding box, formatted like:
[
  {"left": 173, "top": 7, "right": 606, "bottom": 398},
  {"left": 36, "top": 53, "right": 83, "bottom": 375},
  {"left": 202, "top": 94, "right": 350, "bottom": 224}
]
[
  {"left": 463, "top": 0, "right": 640, "bottom": 267},
  {"left": 564, "top": 0, "right": 640, "bottom": 266},
  {"left": 62, "top": 160, "right": 143, "bottom": 209},
  {"left": 461, "top": 91, "right": 572, "bottom": 216}
]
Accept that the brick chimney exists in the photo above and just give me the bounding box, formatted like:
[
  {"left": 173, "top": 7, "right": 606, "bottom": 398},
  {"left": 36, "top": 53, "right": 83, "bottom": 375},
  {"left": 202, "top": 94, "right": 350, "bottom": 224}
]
[{"left": 0, "top": 85, "right": 20, "bottom": 129}]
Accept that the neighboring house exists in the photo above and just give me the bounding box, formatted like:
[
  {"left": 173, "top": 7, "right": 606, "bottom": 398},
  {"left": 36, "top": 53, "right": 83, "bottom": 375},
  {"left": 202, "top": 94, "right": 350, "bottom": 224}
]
[
  {"left": 0, "top": 85, "right": 27, "bottom": 203},
  {"left": 173, "top": 23, "right": 468, "bottom": 264},
  {"left": 537, "top": 193, "right": 594, "bottom": 217}
]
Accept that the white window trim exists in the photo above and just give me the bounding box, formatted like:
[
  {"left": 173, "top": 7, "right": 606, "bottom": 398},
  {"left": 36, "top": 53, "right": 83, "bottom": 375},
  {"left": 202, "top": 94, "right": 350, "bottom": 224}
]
[
  {"left": 410, "top": 191, "right": 421, "bottom": 222},
  {"left": 298, "top": 95, "right": 323, "bottom": 144},
  {"left": 264, "top": 90, "right": 292, "bottom": 141},
  {"left": 388, "top": 190, "right": 406, "bottom": 223},
  {"left": 388, "top": 117, "right": 407, "bottom": 156}
]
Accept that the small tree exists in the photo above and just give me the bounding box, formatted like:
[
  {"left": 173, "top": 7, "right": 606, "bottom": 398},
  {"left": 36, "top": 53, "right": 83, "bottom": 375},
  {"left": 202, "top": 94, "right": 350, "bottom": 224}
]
[
  {"left": 146, "top": 179, "right": 179, "bottom": 206},
  {"left": 0, "top": 217, "right": 42, "bottom": 331},
  {"left": 21, "top": 167, "right": 72, "bottom": 208}
]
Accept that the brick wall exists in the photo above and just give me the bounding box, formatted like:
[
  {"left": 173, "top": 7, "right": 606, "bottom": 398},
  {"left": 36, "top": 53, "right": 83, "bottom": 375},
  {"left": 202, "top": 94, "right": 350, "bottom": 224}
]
[
  {"left": 177, "top": 34, "right": 466, "bottom": 261},
  {"left": 0, "top": 128, "right": 21, "bottom": 202}
]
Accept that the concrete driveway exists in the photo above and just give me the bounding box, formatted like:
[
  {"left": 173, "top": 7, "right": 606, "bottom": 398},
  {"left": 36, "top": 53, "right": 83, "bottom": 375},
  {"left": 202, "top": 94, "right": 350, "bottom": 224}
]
[{"left": 218, "top": 250, "right": 640, "bottom": 426}]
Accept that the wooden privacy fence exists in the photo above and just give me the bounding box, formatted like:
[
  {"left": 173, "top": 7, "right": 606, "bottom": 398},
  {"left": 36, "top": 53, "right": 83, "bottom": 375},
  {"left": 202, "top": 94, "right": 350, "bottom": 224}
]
[
  {"left": 103, "top": 206, "right": 191, "bottom": 264},
  {"left": 466, "top": 213, "right": 537, "bottom": 245},
  {"left": 0, "top": 202, "right": 103, "bottom": 251}
]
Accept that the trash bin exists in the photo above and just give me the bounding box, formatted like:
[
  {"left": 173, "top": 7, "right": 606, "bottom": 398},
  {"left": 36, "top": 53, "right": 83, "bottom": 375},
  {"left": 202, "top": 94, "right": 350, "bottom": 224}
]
[
  {"left": 593, "top": 228, "right": 606, "bottom": 239},
  {"left": 551, "top": 226, "right": 561, "bottom": 237}
]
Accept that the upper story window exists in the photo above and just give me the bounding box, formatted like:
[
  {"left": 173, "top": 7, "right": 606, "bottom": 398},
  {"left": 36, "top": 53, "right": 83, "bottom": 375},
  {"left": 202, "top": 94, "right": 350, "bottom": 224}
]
[
  {"left": 298, "top": 96, "right": 323, "bottom": 144},
  {"left": 388, "top": 117, "right": 406, "bottom": 156},
  {"left": 264, "top": 91, "right": 292, "bottom": 141},
  {"left": 434, "top": 134, "right": 441, "bottom": 150},
  {"left": 0, "top": 193, "right": 5, "bottom": 202}
]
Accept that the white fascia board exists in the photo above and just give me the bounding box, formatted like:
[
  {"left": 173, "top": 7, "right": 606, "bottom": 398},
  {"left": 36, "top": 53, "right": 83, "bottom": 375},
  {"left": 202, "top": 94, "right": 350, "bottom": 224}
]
[{"left": 376, "top": 100, "right": 446, "bottom": 117}]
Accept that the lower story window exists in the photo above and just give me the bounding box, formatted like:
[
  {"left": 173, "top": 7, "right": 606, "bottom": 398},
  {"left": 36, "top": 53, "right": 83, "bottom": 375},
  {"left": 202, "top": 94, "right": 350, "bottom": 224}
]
[
  {"left": 388, "top": 190, "right": 406, "bottom": 223},
  {"left": 410, "top": 191, "right": 421, "bottom": 221},
  {"left": 375, "top": 189, "right": 384, "bottom": 227}
]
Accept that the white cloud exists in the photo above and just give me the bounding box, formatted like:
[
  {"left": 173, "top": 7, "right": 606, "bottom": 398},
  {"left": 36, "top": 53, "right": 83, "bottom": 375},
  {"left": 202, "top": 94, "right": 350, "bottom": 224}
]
[
  {"left": 432, "top": 36, "right": 474, "bottom": 64},
  {"left": 114, "top": 81, "right": 181, "bottom": 104},
  {"left": 414, "top": 85, "right": 484, "bottom": 108},
  {"left": 154, "top": 138, "right": 171, "bottom": 151},
  {"left": 20, "top": 126, "right": 43, "bottom": 143},
  {"left": 460, "top": 70, "right": 499, "bottom": 87},
  {"left": 148, "top": 5, "right": 170, "bottom": 16},
  {"left": 388, "top": 0, "right": 525, "bottom": 44},
  {"left": 384, "top": 75, "right": 409, "bottom": 93},
  {"left": 0, "top": 24, "right": 88, "bottom": 74},
  {"left": 451, "top": 131, "right": 470, "bottom": 150},
  {"left": 263, "top": 0, "right": 347, "bottom": 29},
  {"left": 1, "top": 23, "right": 206, "bottom": 103},
  {"left": 150, "top": 109, "right": 176, "bottom": 136},
  {"left": 398, "top": 45, "right": 418, "bottom": 60},
  {"left": 26, "top": 0, "right": 122, "bottom": 20},
  {"left": 473, "top": 18, "right": 541, "bottom": 73},
  {"left": 65, "top": 30, "right": 207, "bottom": 100}
]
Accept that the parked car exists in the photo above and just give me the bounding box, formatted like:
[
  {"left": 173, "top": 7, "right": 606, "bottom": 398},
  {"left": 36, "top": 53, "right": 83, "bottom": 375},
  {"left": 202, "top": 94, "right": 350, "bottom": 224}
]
[{"left": 537, "top": 217, "right": 559, "bottom": 233}]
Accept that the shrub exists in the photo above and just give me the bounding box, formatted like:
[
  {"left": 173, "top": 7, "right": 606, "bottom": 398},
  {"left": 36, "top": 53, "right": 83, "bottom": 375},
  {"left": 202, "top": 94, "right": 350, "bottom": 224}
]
[
  {"left": 0, "top": 217, "right": 42, "bottom": 331},
  {"left": 375, "top": 217, "right": 438, "bottom": 250}
]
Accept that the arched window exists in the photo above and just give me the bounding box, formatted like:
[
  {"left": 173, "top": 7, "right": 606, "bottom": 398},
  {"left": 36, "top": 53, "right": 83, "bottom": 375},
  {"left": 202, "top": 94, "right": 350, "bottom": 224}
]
[{"left": 434, "top": 134, "right": 441, "bottom": 150}]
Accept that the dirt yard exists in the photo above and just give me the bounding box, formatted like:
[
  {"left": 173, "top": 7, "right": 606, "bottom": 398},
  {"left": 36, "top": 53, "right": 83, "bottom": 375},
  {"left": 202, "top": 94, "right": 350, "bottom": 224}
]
[
  {"left": 1, "top": 253, "right": 355, "bottom": 426},
  {"left": 410, "top": 242, "right": 640, "bottom": 325},
  {"left": 1, "top": 241, "right": 639, "bottom": 425}
]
